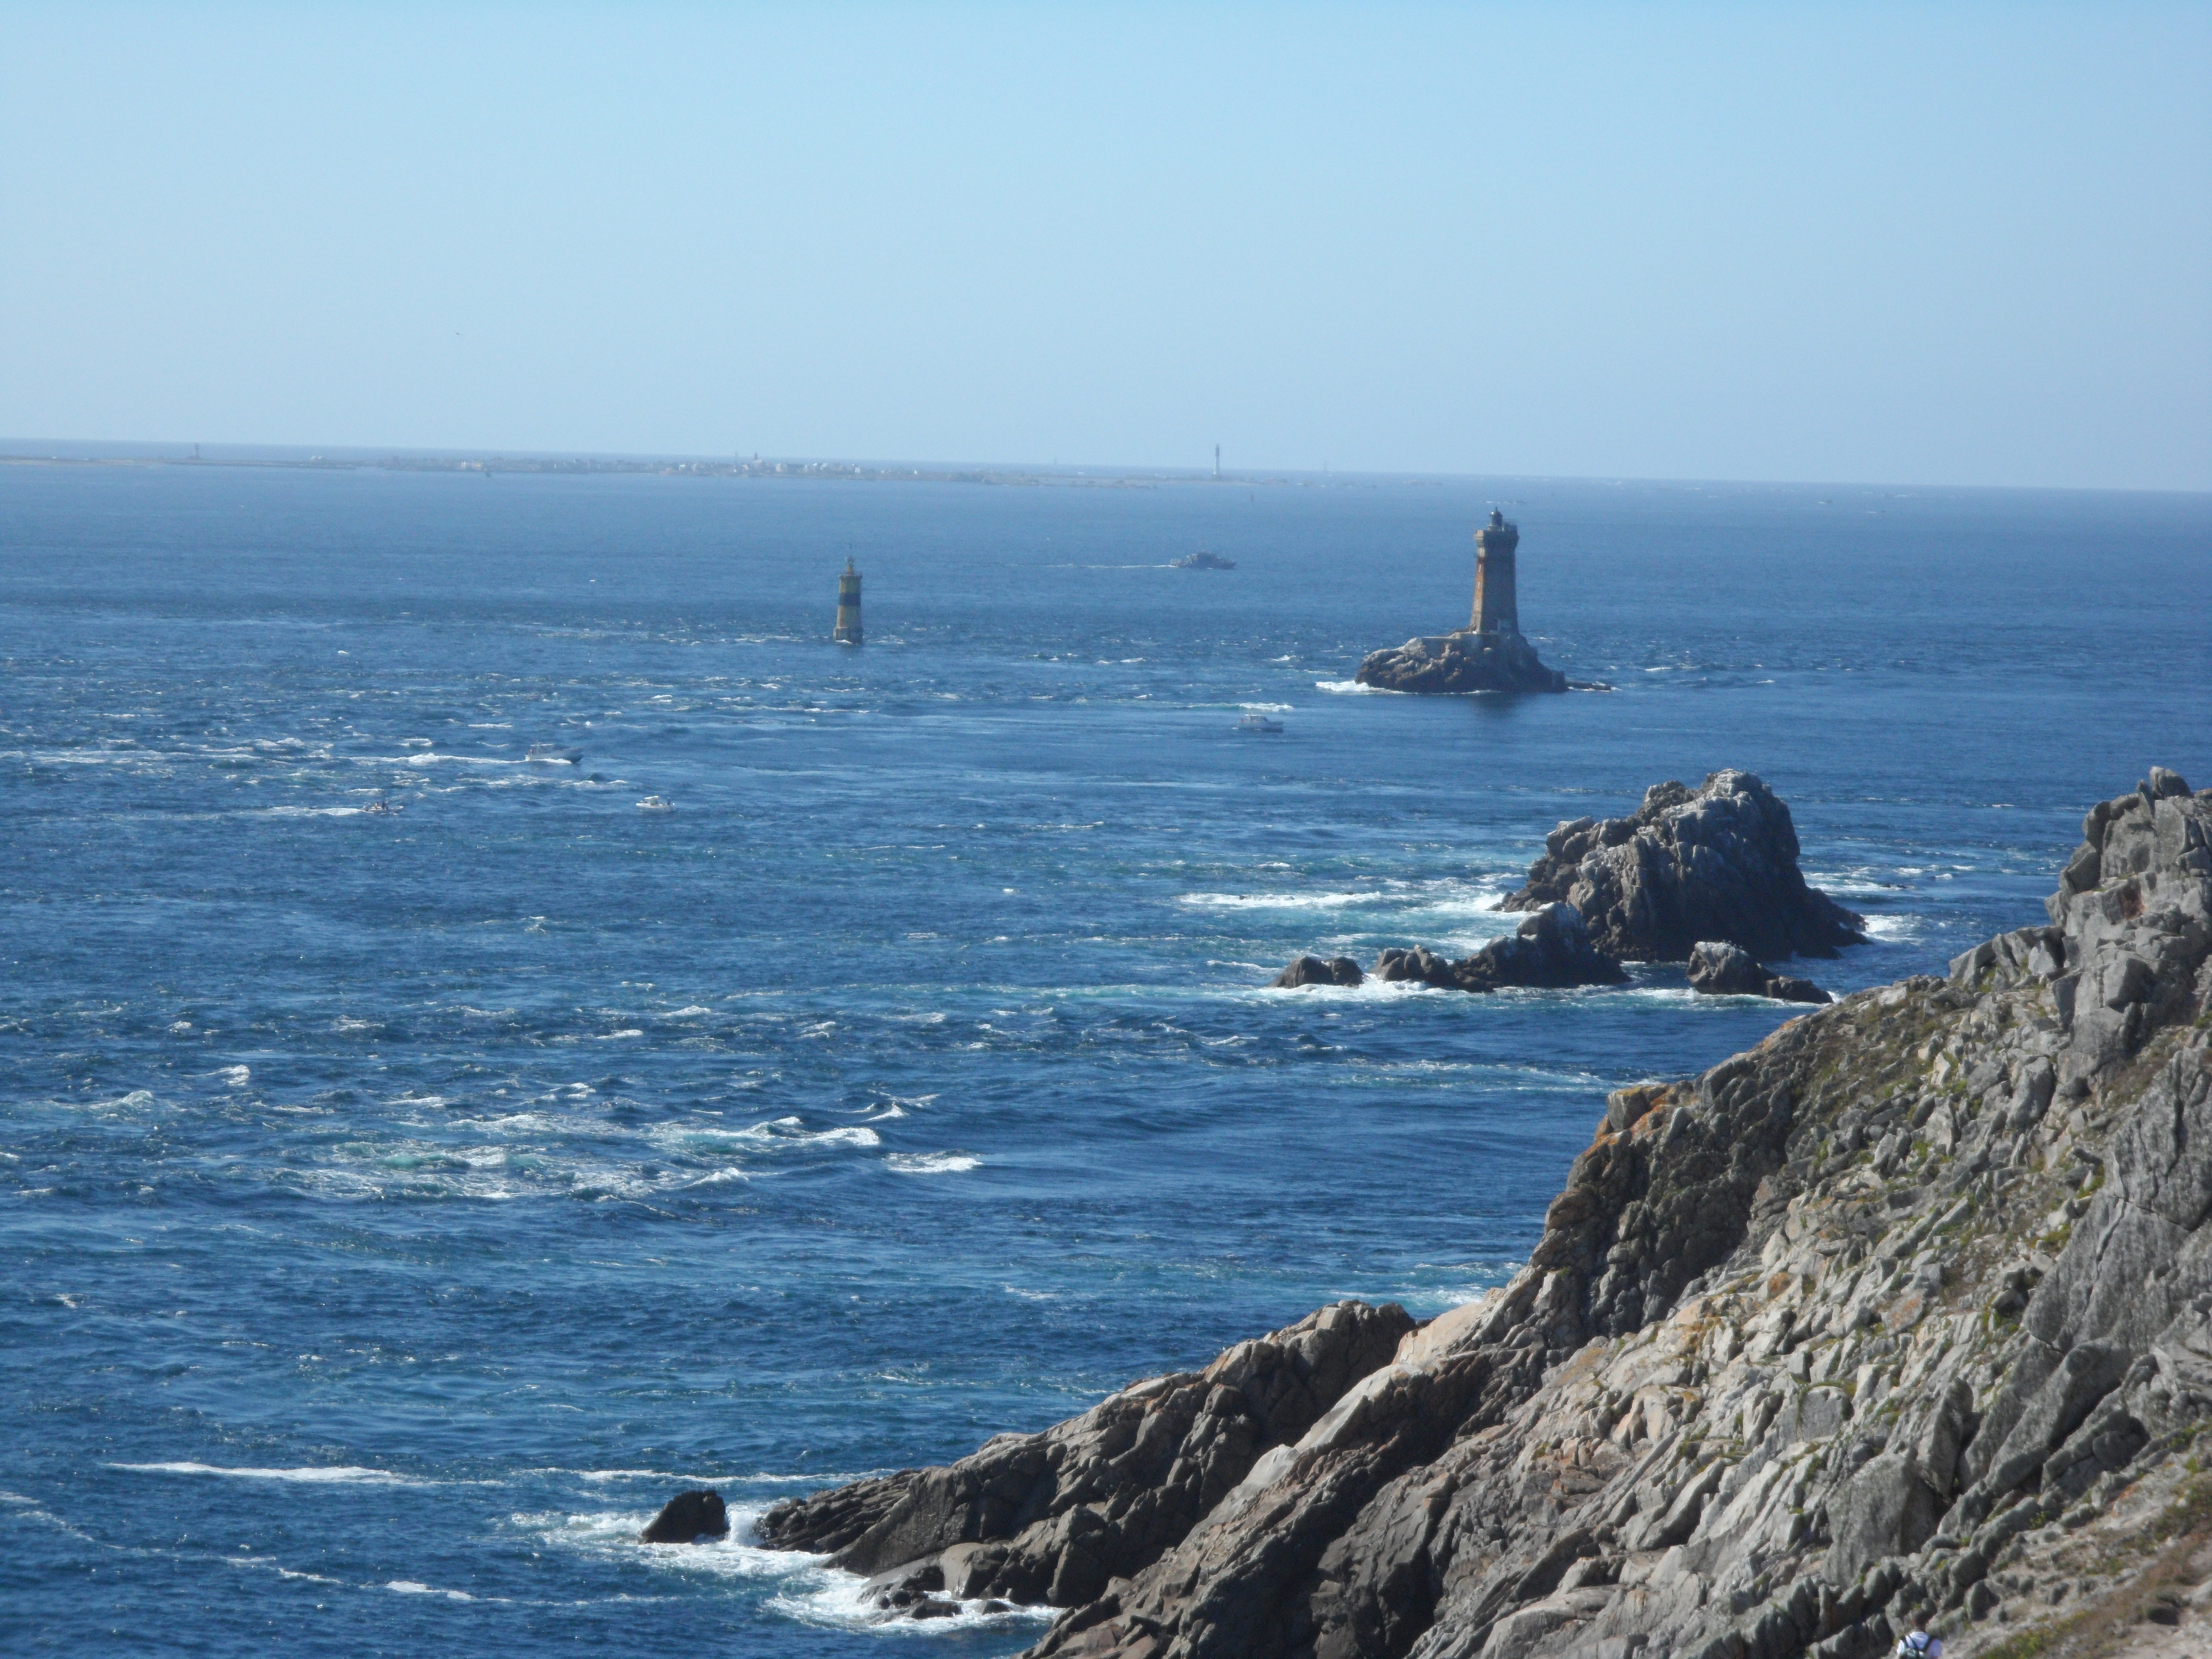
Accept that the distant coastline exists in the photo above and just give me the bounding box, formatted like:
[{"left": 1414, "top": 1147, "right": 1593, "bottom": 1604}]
[{"left": 0, "top": 445, "right": 1459, "bottom": 492}]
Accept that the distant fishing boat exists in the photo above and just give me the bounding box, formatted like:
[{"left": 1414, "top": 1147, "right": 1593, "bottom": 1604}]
[
  {"left": 363, "top": 797, "right": 404, "bottom": 814},
  {"left": 526, "top": 744, "right": 583, "bottom": 764},
  {"left": 1171, "top": 550, "right": 1235, "bottom": 570},
  {"left": 637, "top": 795, "right": 673, "bottom": 812},
  {"left": 1236, "top": 713, "right": 1284, "bottom": 733}
]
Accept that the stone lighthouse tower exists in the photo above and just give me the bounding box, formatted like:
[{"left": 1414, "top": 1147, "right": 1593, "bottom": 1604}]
[
  {"left": 1470, "top": 509, "right": 1519, "bottom": 635},
  {"left": 833, "top": 558, "right": 863, "bottom": 644}
]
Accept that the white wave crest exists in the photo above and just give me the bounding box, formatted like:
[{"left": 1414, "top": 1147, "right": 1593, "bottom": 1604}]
[
  {"left": 1314, "top": 678, "right": 1397, "bottom": 694},
  {"left": 1180, "top": 890, "right": 1371, "bottom": 911},
  {"left": 109, "top": 1462, "right": 431, "bottom": 1486},
  {"left": 885, "top": 1152, "right": 980, "bottom": 1175}
]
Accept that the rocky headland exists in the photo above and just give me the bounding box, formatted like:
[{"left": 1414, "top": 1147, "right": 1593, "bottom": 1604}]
[
  {"left": 1500, "top": 772, "right": 1867, "bottom": 963},
  {"left": 1355, "top": 631, "right": 1570, "bottom": 696},
  {"left": 753, "top": 769, "right": 2212, "bottom": 1657}
]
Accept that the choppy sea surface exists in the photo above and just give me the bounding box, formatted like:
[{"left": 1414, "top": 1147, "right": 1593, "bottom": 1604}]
[{"left": 2, "top": 464, "right": 2207, "bottom": 1653}]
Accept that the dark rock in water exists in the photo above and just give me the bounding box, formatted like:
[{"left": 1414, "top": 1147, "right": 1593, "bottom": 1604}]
[
  {"left": 1499, "top": 769, "right": 1866, "bottom": 961},
  {"left": 1370, "top": 905, "right": 1628, "bottom": 995},
  {"left": 864, "top": 1561, "right": 963, "bottom": 1620},
  {"left": 1374, "top": 944, "right": 1458, "bottom": 987},
  {"left": 757, "top": 1299, "right": 1414, "bottom": 1609},
  {"left": 1687, "top": 939, "right": 1832, "bottom": 1004},
  {"left": 1270, "top": 954, "right": 1365, "bottom": 988},
  {"left": 1354, "top": 628, "right": 1567, "bottom": 695},
  {"left": 1459, "top": 902, "right": 1631, "bottom": 991},
  {"left": 638, "top": 1489, "right": 729, "bottom": 1544},
  {"left": 1761, "top": 972, "right": 1829, "bottom": 1005}
]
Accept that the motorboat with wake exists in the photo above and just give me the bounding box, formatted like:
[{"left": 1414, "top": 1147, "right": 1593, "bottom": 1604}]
[
  {"left": 527, "top": 743, "right": 583, "bottom": 764},
  {"left": 637, "top": 795, "right": 674, "bottom": 812},
  {"left": 1236, "top": 713, "right": 1284, "bottom": 733}
]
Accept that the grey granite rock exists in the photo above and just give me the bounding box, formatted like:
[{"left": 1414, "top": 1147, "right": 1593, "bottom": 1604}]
[
  {"left": 767, "top": 772, "right": 2212, "bottom": 1659},
  {"left": 1273, "top": 955, "right": 1367, "bottom": 989},
  {"left": 1365, "top": 907, "right": 1629, "bottom": 995},
  {"left": 1688, "top": 939, "right": 1832, "bottom": 1004},
  {"left": 757, "top": 1300, "right": 1415, "bottom": 1608},
  {"left": 1354, "top": 630, "right": 1568, "bottom": 696},
  {"left": 1501, "top": 770, "right": 1867, "bottom": 962}
]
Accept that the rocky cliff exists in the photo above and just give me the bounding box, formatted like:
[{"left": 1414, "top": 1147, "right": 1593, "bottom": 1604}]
[
  {"left": 1500, "top": 772, "right": 1866, "bottom": 962},
  {"left": 764, "top": 770, "right": 2212, "bottom": 1659}
]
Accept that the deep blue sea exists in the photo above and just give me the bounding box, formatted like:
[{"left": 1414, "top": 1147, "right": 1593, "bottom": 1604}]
[{"left": 3, "top": 464, "right": 2207, "bottom": 1653}]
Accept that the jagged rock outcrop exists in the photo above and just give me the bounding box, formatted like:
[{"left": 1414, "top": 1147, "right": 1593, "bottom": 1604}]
[
  {"left": 1500, "top": 771, "right": 1867, "bottom": 962},
  {"left": 1370, "top": 906, "right": 1630, "bottom": 995},
  {"left": 639, "top": 1488, "right": 729, "bottom": 1543},
  {"left": 1275, "top": 956, "right": 1367, "bottom": 989},
  {"left": 767, "top": 771, "right": 2212, "bottom": 1659},
  {"left": 1687, "top": 940, "right": 1831, "bottom": 1005},
  {"left": 757, "top": 1301, "right": 1415, "bottom": 1607},
  {"left": 1355, "top": 632, "right": 1568, "bottom": 696}
]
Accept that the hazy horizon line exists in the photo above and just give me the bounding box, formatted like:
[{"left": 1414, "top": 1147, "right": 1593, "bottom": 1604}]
[{"left": 5, "top": 436, "right": 2210, "bottom": 503}]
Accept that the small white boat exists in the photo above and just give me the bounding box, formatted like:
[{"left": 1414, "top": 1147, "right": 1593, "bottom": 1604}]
[
  {"left": 363, "top": 798, "right": 404, "bottom": 815},
  {"left": 1236, "top": 713, "right": 1284, "bottom": 733},
  {"left": 527, "top": 744, "right": 583, "bottom": 764},
  {"left": 637, "top": 795, "right": 673, "bottom": 812}
]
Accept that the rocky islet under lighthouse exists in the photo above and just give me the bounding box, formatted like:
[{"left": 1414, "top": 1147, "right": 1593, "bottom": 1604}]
[{"left": 1353, "top": 508, "right": 1572, "bottom": 693}]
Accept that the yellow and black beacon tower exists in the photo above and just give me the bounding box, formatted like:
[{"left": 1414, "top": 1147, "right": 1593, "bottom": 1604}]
[
  {"left": 834, "top": 557, "right": 863, "bottom": 644},
  {"left": 1470, "top": 508, "right": 1519, "bottom": 636}
]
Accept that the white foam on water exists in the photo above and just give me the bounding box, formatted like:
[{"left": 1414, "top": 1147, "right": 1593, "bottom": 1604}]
[
  {"left": 1315, "top": 678, "right": 1397, "bottom": 694},
  {"left": 884, "top": 1152, "right": 980, "bottom": 1175},
  {"left": 109, "top": 1462, "right": 432, "bottom": 1486},
  {"left": 769, "top": 1568, "right": 1053, "bottom": 1637},
  {"left": 693, "top": 1117, "right": 884, "bottom": 1156},
  {"left": 219, "top": 1066, "right": 251, "bottom": 1087},
  {"left": 662, "top": 1005, "right": 714, "bottom": 1017},
  {"left": 1238, "top": 702, "right": 1293, "bottom": 713},
  {"left": 332, "top": 1017, "right": 377, "bottom": 1033},
  {"left": 682, "top": 1167, "right": 752, "bottom": 1188},
  {"left": 386, "top": 1580, "right": 476, "bottom": 1599},
  {"left": 1860, "top": 914, "right": 1923, "bottom": 941},
  {"left": 1180, "top": 890, "right": 1373, "bottom": 911},
  {"left": 595, "top": 1028, "right": 645, "bottom": 1040}
]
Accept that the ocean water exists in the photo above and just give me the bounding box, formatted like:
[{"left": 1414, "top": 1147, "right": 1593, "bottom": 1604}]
[{"left": 2, "top": 463, "right": 2206, "bottom": 1653}]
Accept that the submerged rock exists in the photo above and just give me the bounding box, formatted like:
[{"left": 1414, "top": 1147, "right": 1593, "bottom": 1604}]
[
  {"left": 1687, "top": 938, "right": 1832, "bottom": 1003},
  {"left": 1353, "top": 628, "right": 1568, "bottom": 695},
  {"left": 638, "top": 1489, "right": 729, "bottom": 1543},
  {"left": 1500, "top": 768, "right": 1867, "bottom": 961},
  {"left": 1271, "top": 954, "right": 1365, "bottom": 988},
  {"left": 766, "top": 769, "right": 2212, "bottom": 1659}
]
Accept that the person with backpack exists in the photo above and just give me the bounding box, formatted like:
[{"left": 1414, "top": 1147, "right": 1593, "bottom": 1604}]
[{"left": 1896, "top": 1616, "right": 1942, "bottom": 1659}]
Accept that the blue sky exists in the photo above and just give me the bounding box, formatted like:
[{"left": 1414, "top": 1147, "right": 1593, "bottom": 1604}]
[{"left": 4, "top": 3, "right": 2207, "bottom": 489}]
